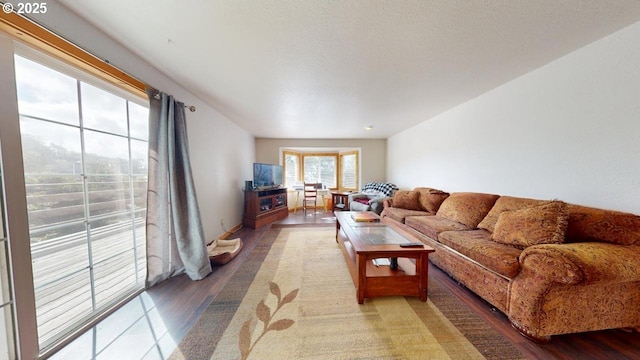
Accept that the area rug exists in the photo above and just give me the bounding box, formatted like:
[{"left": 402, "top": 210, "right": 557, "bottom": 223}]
[{"left": 170, "top": 227, "right": 525, "bottom": 360}]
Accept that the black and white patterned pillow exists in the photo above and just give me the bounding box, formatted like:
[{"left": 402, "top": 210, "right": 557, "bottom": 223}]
[
  {"left": 362, "top": 182, "right": 378, "bottom": 191},
  {"left": 376, "top": 182, "right": 398, "bottom": 197},
  {"left": 361, "top": 182, "right": 397, "bottom": 197}
]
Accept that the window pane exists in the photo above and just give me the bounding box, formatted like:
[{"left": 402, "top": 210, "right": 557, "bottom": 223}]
[
  {"left": 94, "top": 251, "right": 138, "bottom": 308},
  {"left": 134, "top": 210, "right": 146, "bottom": 284},
  {"left": 129, "top": 102, "right": 149, "bottom": 141},
  {"left": 131, "top": 139, "right": 148, "bottom": 175},
  {"left": 31, "top": 227, "right": 89, "bottom": 281},
  {"left": 90, "top": 214, "right": 134, "bottom": 264},
  {"left": 24, "top": 174, "right": 85, "bottom": 232},
  {"left": 87, "top": 175, "right": 131, "bottom": 218},
  {"left": 0, "top": 304, "right": 14, "bottom": 360},
  {"left": 81, "top": 82, "right": 128, "bottom": 136},
  {"left": 304, "top": 156, "right": 336, "bottom": 188},
  {"left": 20, "top": 117, "right": 85, "bottom": 230},
  {"left": 84, "top": 130, "right": 130, "bottom": 175},
  {"left": 0, "top": 163, "right": 16, "bottom": 359},
  {"left": 14, "top": 55, "right": 79, "bottom": 126},
  {"left": 341, "top": 153, "right": 357, "bottom": 190},
  {"left": 0, "top": 242, "right": 9, "bottom": 305},
  {"left": 20, "top": 116, "right": 82, "bottom": 174},
  {"left": 34, "top": 270, "right": 93, "bottom": 346},
  {"left": 131, "top": 140, "right": 148, "bottom": 212},
  {"left": 284, "top": 153, "right": 299, "bottom": 187}
]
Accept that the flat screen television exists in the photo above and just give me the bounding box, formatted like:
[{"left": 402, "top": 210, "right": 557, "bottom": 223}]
[{"left": 253, "top": 163, "right": 283, "bottom": 189}]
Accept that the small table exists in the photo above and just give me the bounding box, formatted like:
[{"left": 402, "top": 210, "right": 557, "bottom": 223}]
[
  {"left": 331, "top": 191, "right": 352, "bottom": 211},
  {"left": 335, "top": 211, "right": 435, "bottom": 304}
]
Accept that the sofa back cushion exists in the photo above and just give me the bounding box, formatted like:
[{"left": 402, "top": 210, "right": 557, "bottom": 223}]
[
  {"left": 477, "top": 196, "right": 548, "bottom": 233},
  {"left": 492, "top": 201, "right": 569, "bottom": 248},
  {"left": 415, "top": 187, "right": 449, "bottom": 213},
  {"left": 565, "top": 204, "right": 640, "bottom": 245},
  {"left": 392, "top": 190, "right": 421, "bottom": 211},
  {"left": 436, "top": 192, "right": 500, "bottom": 228}
]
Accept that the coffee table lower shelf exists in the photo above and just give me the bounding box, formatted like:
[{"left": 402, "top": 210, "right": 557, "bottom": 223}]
[{"left": 337, "top": 227, "right": 431, "bottom": 304}]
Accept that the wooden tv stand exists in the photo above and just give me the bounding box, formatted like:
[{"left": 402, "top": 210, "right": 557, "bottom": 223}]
[{"left": 243, "top": 188, "right": 288, "bottom": 229}]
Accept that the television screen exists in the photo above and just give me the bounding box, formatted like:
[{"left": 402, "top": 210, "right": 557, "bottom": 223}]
[{"left": 253, "top": 163, "right": 283, "bottom": 189}]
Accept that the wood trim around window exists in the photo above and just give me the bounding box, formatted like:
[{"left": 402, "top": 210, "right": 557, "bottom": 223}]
[
  {"left": 339, "top": 150, "right": 359, "bottom": 191},
  {"left": 301, "top": 153, "right": 339, "bottom": 190},
  {"left": 282, "top": 150, "right": 359, "bottom": 191},
  {"left": 282, "top": 150, "right": 302, "bottom": 187},
  {"left": 0, "top": 10, "right": 147, "bottom": 99}
]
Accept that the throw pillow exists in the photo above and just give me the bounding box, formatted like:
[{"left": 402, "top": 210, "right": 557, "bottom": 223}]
[
  {"left": 436, "top": 192, "right": 500, "bottom": 228},
  {"left": 392, "top": 190, "right": 421, "bottom": 211},
  {"left": 477, "top": 196, "right": 547, "bottom": 233},
  {"left": 492, "top": 201, "right": 568, "bottom": 248},
  {"left": 362, "top": 182, "right": 377, "bottom": 192},
  {"left": 415, "top": 187, "right": 449, "bottom": 213}
]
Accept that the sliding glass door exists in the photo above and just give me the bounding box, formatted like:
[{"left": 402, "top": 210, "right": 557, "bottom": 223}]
[{"left": 14, "top": 53, "right": 148, "bottom": 349}]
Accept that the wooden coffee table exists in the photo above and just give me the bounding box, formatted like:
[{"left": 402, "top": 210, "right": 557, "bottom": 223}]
[{"left": 335, "top": 211, "right": 435, "bottom": 304}]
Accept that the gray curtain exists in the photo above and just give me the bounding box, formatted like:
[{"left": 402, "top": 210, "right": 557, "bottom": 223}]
[{"left": 146, "top": 89, "right": 211, "bottom": 287}]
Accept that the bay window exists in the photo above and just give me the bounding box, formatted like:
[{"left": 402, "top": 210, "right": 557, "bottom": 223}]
[{"left": 282, "top": 150, "right": 359, "bottom": 190}]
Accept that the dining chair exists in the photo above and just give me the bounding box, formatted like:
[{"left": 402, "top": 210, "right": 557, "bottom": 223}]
[{"left": 303, "top": 183, "right": 319, "bottom": 214}]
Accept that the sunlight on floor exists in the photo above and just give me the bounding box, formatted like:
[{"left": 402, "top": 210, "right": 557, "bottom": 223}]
[{"left": 49, "top": 293, "right": 176, "bottom": 360}]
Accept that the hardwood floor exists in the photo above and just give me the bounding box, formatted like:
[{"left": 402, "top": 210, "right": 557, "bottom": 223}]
[{"left": 50, "top": 209, "right": 640, "bottom": 359}]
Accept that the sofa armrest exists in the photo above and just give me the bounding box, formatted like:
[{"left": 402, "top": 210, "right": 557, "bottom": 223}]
[
  {"left": 368, "top": 197, "right": 387, "bottom": 205},
  {"left": 510, "top": 242, "right": 640, "bottom": 340},
  {"left": 519, "top": 243, "right": 640, "bottom": 285}
]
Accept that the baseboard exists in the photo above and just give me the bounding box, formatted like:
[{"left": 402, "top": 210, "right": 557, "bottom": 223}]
[{"left": 219, "top": 223, "right": 243, "bottom": 240}]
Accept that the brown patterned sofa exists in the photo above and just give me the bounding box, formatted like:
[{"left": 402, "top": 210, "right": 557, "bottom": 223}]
[{"left": 381, "top": 189, "right": 640, "bottom": 341}]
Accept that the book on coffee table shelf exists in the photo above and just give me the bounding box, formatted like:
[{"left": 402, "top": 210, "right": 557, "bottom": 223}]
[
  {"left": 372, "top": 258, "right": 391, "bottom": 266},
  {"left": 351, "top": 212, "right": 380, "bottom": 222}
]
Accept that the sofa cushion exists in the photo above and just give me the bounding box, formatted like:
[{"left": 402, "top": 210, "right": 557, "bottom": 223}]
[
  {"left": 436, "top": 192, "right": 500, "bottom": 228},
  {"left": 415, "top": 187, "right": 450, "bottom": 213},
  {"left": 477, "top": 196, "right": 548, "bottom": 233},
  {"left": 381, "top": 207, "right": 432, "bottom": 223},
  {"left": 565, "top": 204, "right": 640, "bottom": 245},
  {"left": 492, "top": 201, "right": 569, "bottom": 248},
  {"left": 392, "top": 190, "right": 421, "bottom": 211},
  {"left": 405, "top": 215, "right": 470, "bottom": 240},
  {"left": 439, "top": 230, "right": 523, "bottom": 278}
]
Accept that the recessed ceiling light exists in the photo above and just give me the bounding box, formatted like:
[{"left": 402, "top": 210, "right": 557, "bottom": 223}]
[{"left": 365, "top": 125, "right": 374, "bottom": 131}]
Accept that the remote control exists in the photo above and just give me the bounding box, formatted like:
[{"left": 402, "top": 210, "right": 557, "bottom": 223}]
[{"left": 399, "top": 242, "right": 423, "bottom": 248}]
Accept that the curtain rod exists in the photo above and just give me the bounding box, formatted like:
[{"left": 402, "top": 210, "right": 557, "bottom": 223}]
[{"left": 153, "top": 92, "right": 196, "bottom": 112}]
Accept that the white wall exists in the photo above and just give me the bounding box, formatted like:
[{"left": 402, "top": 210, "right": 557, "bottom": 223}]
[
  {"left": 388, "top": 21, "right": 640, "bottom": 214},
  {"left": 30, "top": 3, "right": 255, "bottom": 240}
]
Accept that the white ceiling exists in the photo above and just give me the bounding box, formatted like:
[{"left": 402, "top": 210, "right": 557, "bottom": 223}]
[{"left": 58, "top": 1, "right": 640, "bottom": 139}]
